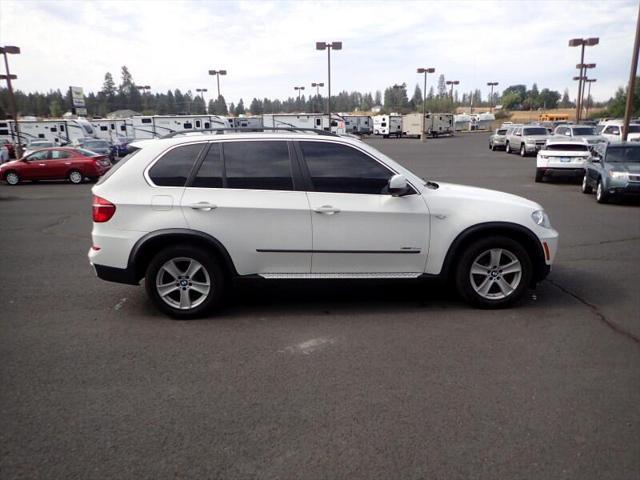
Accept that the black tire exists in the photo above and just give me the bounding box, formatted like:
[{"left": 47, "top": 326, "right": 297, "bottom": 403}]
[
  {"left": 145, "top": 245, "right": 226, "bottom": 319},
  {"left": 5, "top": 171, "right": 20, "bottom": 185},
  {"left": 535, "top": 169, "right": 544, "bottom": 183},
  {"left": 489, "top": 142, "right": 494, "bottom": 151},
  {"left": 596, "top": 178, "right": 610, "bottom": 204},
  {"left": 505, "top": 142, "right": 511, "bottom": 154},
  {"left": 581, "top": 174, "right": 592, "bottom": 194},
  {"left": 455, "top": 236, "right": 533, "bottom": 309},
  {"left": 68, "top": 170, "right": 83, "bottom": 184},
  {"left": 520, "top": 144, "right": 527, "bottom": 157}
]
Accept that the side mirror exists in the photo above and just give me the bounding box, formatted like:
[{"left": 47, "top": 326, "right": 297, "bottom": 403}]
[{"left": 388, "top": 174, "right": 411, "bottom": 197}]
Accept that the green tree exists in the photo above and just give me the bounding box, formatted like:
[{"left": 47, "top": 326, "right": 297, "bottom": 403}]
[
  {"left": 538, "top": 88, "right": 561, "bottom": 109},
  {"left": 250, "top": 98, "right": 263, "bottom": 114},
  {"left": 560, "top": 88, "right": 573, "bottom": 108},
  {"left": 410, "top": 83, "right": 423, "bottom": 110},
  {"left": 235, "top": 98, "right": 245, "bottom": 115},
  {"left": 49, "top": 97, "right": 62, "bottom": 117}
]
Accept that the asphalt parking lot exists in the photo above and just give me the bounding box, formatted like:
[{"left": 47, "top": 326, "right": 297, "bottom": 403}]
[{"left": 1, "top": 133, "right": 639, "bottom": 479}]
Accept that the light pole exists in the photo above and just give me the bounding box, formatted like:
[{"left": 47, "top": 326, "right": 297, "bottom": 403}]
[
  {"left": 0, "top": 45, "right": 22, "bottom": 158},
  {"left": 487, "top": 82, "right": 499, "bottom": 113},
  {"left": 573, "top": 75, "right": 586, "bottom": 113},
  {"left": 577, "top": 63, "right": 596, "bottom": 120},
  {"left": 294, "top": 86, "right": 305, "bottom": 100},
  {"left": 311, "top": 82, "right": 324, "bottom": 113},
  {"left": 583, "top": 78, "right": 596, "bottom": 117},
  {"left": 569, "top": 37, "right": 599, "bottom": 122},
  {"left": 446, "top": 80, "right": 460, "bottom": 111},
  {"left": 208, "top": 69, "right": 227, "bottom": 98},
  {"left": 316, "top": 41, "right": 342, "bottom": 128},
  {"left": 417, "top": 67, "right": 435, "bottom": 142},
  {"left": 196, "top": 88, "right": 208, "bottom": 113},
  {"left": 623, "top": 2, "right": 640, "bottom": 141}
]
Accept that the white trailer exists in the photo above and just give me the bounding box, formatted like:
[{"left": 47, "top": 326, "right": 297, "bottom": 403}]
[
  {"left": 341, "top": 115, "right": 373, "bottom": 135},
  {"left": 426, "top": 113, "right": 454, "bottom": 137},
  {"left": 402, "top": 113, "right": 423, "bottom": 137},
  {"left": 454, "top": 113, "right": 471, "bottom": 131},
  {"left": 373, "top": 115, "right": 402, "bottom": 138},
  {"left": 0, "top": 118, "right": 96, "bottom": 145},
  {"left": 91, "top": 119, "right": 134, "bottom": 141},
  {"left": 262, "top": 114, "right": 345, "bottom": 134},
  {"left": 228, "top": 116, "right": 264, "bottom": 129},
  {"left": 472, "top": 112, "right": 495, "bottom": 130},
  {"left": 131, "top": 115, "right": 230, "bottom": 138}
]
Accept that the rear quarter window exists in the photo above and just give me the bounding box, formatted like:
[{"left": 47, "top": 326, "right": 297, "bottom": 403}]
[{"left": 148, "top": 143, "right": 205, "bottom": 187}]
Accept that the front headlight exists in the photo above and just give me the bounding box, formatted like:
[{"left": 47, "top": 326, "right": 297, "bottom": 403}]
[
  {"left": 609, "top": 171, "right": 628, "bottom": 179},
  {"left": 531, "top": 210, "right": 552, "bottom": 229},
  {"left": 525, "top": 138, "right": 536, "bottom": 144}
]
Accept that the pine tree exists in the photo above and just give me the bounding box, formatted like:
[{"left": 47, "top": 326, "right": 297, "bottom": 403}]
[
  {"left": 235, "top": 98, "right": 245, "bottom": 115},
  {"left": 437, "top": 75, "right": 447, "bottom": 97},
  {"left": 411, "top": 83, "right": 423, "bottom": 110}
]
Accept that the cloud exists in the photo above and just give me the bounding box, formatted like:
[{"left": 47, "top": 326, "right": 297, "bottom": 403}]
[{"left": 0, "top": 0, "right": 636, "bottom": 103}]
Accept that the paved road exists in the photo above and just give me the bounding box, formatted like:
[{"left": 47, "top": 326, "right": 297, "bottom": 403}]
[{"left": 1, "top": 133, "right": 638, "bottom": 479}]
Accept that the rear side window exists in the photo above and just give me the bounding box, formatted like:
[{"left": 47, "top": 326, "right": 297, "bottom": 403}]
[
  {"left": 301, "top": 141, "right": 392, "bottom": 194},
  {"left": 223, "top": 141, "right": 292, "bottom": 191},
  {"left": 149, "top": 143, "right": 204, "bottom": 186},
  {"left": 192, "top": 143, "right": 222, "bottom": 188},
  {"left": 96, "top": 149, "right": 140, "bottom": 185}
]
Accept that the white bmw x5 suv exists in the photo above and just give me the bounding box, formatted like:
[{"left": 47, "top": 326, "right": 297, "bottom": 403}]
[{"left": 89, "top": 130, "right": 559, "bottom": 318}]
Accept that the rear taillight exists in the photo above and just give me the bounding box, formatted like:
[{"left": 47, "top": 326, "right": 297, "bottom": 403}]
[{"left": 92, "top": 195, "right": 116, "bottom": 222}]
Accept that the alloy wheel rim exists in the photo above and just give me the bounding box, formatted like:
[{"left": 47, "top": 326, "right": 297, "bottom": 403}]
[
  {"left": 469, "top": 248, "right": 522, "bottom": 300},
  {"left": 597, "top": 182, "right": 602, "bottom": 200},
  {"left": 6, "top": 173, "right": 18, "bottom": 184},
  {"left": 70, "top": 171, "right": 82, "bottom": 183},
  {"left": 156, "top": 257, "right": 211, "bottom": 310}
]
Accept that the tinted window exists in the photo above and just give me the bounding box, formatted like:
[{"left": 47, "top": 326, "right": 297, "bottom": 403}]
[
  {"left": 60, "top": 125, "right": 65, "bottom": 132},
  {"left": 224, "top": 141, "right": 292, "bottom": 190},
  {"left": 100, "top": 126, "right": 108, "bottom": 131},
  {"left": 606, "top": 146, "right": 640, "bottom": 163},
  {"left": 629, "top": 125, "right": 640, "bottom": 133},
  {"left": 572, "top": 127, "right": 596, "bottom": 135},
  {"left": 183, "top": 122, "right": 193, "bottom": 129},
  {"left": 192, "top": 143, "right": 222, "bottom": 188},
  {"left": 523, "top": 127, "right": 547, "bottom": 135},
  {"left": 604, "top": 126, "right": 619, "bottom": 134},
  {"left": 141, "top": 118, "right": 152, "bottom": 124},
  {"left": 546, "top": 144, "right": 589, "bottom": 152},
  {"left": 149, "top": 143, "right": 204, "bottom": 186},
  {"left": 301, "top": 141, "right": 392, "bottom": 194},
  {"left": 497, "top": 129, "right": 507, "bottom": 135}
]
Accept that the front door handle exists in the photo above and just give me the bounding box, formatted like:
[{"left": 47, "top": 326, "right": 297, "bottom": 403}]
[
  {"left": 188, "top": 202, "right": 217, "bottom": 211},
  {"left": 313, "top": 205, "right": 341, "bottom": 215},
  {"left": 38, "top": 163, "right": 46, "bottom": 166}
]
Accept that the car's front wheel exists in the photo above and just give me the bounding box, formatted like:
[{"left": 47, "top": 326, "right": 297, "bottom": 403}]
[
  {"left": 596, "top": 179, "right": 610, "bottom": 203},
  {"left": 145, "top": 245, "right": 225, "bottom": 319},
  {"left": 520, "top": 144, "right": 527, "bottom": 157},
  {"left": 5, "top": 171, "right": 20, "bottom": 185},
  {"left": 455, "top": 236, "right": 533, "bottom": 308},
  {"left": 505, "top": 142, "right": 511, "bottom": 153},
  {"left": 581, "top": 174, "right": 593, "bottom": 194}
]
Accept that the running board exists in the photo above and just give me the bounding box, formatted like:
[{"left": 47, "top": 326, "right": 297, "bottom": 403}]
[{"left": 258, "top": 272, "right": 423, "bottom": 279}]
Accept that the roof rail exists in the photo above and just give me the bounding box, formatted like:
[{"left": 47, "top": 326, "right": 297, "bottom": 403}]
[{"left": 160, "top": 127, "right": 338, "bottom": 139}]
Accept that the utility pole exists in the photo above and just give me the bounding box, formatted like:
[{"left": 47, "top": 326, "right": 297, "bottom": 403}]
[
  {"left": 417, "top": 67, "right": 435, "bottom": 142},
  {"left": 487, "top": 82, "right": 499, "bottom": 113},
  {"left": 0, "top": 46, "right": 22, "bottom": 158},
  {"left": 623, "top": 2, "right": 640, "bottom": 141}
]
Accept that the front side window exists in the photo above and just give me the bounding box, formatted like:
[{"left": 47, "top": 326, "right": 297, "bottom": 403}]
[
  {"left": 148, "top": 143, "right": 204, "bottom": 186},
  {"left": 224, "top": 141, "right": 292, "bottom": 191},
  {"left": 523, "top": 127, "right": 547, "bottom": 136},
  {"left": 51, "top": 150, "right": 72, "bottom": 159},
  {"left": 27, "top": 150, "right": 50, "bottom": 161},
  {"left": 604, "top": 126, "right": 620, "bottom": 135},
  {"left": 606, "top": 147, "right": 640, "bottom": 163},
  {"left": 301, "top": 141, "right": 393, "bottom": 195}
]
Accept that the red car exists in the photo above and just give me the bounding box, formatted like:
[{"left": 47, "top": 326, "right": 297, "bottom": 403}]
[{"left": 0, "top": 147, "right": 112, "bottom": 185}]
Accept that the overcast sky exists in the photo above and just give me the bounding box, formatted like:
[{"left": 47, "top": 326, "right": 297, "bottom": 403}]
[{"left": 0, "top": 0, "right": 637, "bottom": 104}]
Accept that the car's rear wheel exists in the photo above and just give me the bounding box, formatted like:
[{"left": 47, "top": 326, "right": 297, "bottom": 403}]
[
  {"left": 68, "top": 170, "right": 83, "bottom": 184},
  {"left": 581, "top": 174, "right": 593, "bottom": 193},
  {"left": 145, "top": 245, "right": 225, "bottom": 319},
  {"left": 455, "top": 236, "right": 532, "bottom": 308},
  {"left": 535, "top": 169, "right": 544, "bottom": 183},
  {"left": 5, "top": 171, "right": 19, "bottom": 185},
  {"left": 596, "top": 179, "right": 610, "bottom": 203}
]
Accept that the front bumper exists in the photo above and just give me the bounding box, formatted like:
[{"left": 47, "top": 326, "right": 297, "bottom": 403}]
[{"left": 525, "top": 143, "right": 546, "bottom": 152}]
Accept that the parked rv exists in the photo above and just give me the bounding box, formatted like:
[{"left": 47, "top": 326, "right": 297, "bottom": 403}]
[
  {"left": 0, "top": 118, "right": 96, "bottom": 146},
  {"left": 262, "top": 113, "right": 345, "bottom": 134},
  {"left": 228, "top": 116, "right": 264, "bottom": 129},
  {"left": 454, "top": 113, "right": 471, "bottom": 131},
  {"left": 91, "top": 119, "right": 134, "bottom": 142},
  {"left": 131, "top": 115, "right": 230, "bottom": 138},
  {"left": 373, "top": 115, "right": 402, "bottom": 138},
  {"left": 342, "top": 115, "right": 373, "bottom": 135}
]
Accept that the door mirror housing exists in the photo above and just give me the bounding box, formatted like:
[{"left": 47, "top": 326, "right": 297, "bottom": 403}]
[{"left": 388, "top": 174, "right": 411, "bottom": 196}]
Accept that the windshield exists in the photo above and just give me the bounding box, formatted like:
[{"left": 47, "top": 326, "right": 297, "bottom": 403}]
[
  {"left": 606, "top": 146, "right": 640, "bottom": 163},
  {"left": 546, "top": 144, "right": 589, "bottom": 152},
  {"left": 523, "top": 127, "right": 547, "bottom": 136},
  {"left": 572, "top": 127, "right": 596, "bottom": 135},
  {"left": 497, "top": 129, "right": 507, "bottom": 135},
  {"left": 629, "top": 125, "right": 640, "bottom": 133},
  {"left": 75, "top": 148, "right": 100, "bottom": 157}
]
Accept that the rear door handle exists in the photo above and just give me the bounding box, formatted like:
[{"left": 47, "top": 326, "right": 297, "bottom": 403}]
[
  {"left": 188, "top": 202, "right": 217, "bottom": 211},
  {"left": 313, "top": 205, "right": 341, "bottom": 214}
]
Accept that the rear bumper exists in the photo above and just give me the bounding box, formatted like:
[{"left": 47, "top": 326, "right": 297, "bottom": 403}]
[
  {"left": 92, "top": 263, "right": 139, "bottom": 285},
  {"left": 537, "top": 167, "right": 585, "bottom": 177}
]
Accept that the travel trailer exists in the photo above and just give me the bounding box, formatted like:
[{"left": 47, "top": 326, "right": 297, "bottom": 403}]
[
  {"left": 91, "top": 119, "right": 134, "bottom": 141},
  {"left": 401, "top": 113, "right": 455, "bottom": 138},
  {"left": 373, "top": 114, "right": 402, "bottom": 138},
  {"left": 0, "top": 118, "right": 96, "bottom": 146},
  {"left": 341, "top": 115, "right": 373, "bottom": 135},
  {"left": 228, "top": 116, "right": 264, "bottom": 129},
  {"left": 262, "top": 113, "right": 345, "bottom": 133},
  {"left": 130, "top": 115, "right": 230, "bottom": 138}
]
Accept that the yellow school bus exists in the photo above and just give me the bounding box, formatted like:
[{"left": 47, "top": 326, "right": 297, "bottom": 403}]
[{"left": 538, "top": 113, "right": 569, "bottom": 122}]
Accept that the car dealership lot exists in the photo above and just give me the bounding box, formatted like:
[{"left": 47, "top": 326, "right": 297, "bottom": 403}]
[{"left": 1, "top": 134, "right": 638, "bottom": 479}]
